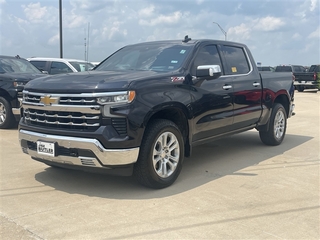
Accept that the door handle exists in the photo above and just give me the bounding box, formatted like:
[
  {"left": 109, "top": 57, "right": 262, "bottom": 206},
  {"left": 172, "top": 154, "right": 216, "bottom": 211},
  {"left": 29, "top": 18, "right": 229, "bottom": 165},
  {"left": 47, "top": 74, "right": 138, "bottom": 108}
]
[
  {"left": 253, "top": 82, "right": 260, "bottom": 87},
  {"left": 223, "top": 85, "right": 232, "bottom": 90}
]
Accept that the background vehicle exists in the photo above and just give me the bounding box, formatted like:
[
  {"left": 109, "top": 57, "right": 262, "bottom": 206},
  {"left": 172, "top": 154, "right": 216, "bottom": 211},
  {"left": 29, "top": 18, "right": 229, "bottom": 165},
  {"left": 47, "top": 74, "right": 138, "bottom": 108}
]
[
  {"left": 275, "top": 65, "right": 307, "bottom": 92},
  {"left": 274, "top": 65, "right": 306, "bottom": 73},
  {"left": 28, "top": 57, "right": 95, "bottom": 75},
  {"left": 19, "top": 38, "right": 295, "bottom": 188},
  {"left": 258, "top": 66, "right": 274, "bottom": 71},
  {"left": 293, "top": 64, "right": 320, "bottom": 92},
  {"left": 0, "top": 55, "right": 45, "bottom": 128}
]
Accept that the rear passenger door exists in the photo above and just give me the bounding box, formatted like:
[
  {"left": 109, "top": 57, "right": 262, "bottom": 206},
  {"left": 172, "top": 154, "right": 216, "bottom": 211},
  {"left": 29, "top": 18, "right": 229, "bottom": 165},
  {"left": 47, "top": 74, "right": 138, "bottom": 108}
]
[{"left": 220, "top": 45, "right": 262, "bottom": 129}]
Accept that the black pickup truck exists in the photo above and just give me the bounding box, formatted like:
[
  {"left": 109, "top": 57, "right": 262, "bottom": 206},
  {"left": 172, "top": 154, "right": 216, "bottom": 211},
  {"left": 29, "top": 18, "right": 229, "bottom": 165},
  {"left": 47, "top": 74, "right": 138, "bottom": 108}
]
[
  {"left": 19, "top": 37, "right": 295, "bottom": 188},
  {"left": 293, "top": 64, "right": 320, "bottom": 92},
  {"left": 0, "top": 55, "right": 45, "bottom": 128}
]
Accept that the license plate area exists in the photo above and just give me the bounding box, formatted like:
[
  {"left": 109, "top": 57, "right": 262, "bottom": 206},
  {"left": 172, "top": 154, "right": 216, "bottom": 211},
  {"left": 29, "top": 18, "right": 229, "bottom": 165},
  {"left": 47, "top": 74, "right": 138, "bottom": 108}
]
[{"left": 37, "top": 141, "right": 56, "bottom": 157}]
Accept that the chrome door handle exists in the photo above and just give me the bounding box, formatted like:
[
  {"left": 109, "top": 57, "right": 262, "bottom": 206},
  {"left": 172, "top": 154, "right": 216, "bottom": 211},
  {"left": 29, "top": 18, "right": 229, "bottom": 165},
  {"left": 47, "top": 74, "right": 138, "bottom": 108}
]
[
  {"left": 253, "top": 82, "right": 260, "bottom": 87},
  {"left": 223, "top": 85, "right": 232, "bottom": 90}
]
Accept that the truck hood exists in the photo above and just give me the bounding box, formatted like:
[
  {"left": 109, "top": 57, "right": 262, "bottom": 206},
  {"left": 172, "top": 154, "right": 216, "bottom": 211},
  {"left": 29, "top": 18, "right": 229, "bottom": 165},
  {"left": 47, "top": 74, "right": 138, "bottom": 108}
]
[{"left": 25, "top": 70, "right": 174, "bottom": 93}]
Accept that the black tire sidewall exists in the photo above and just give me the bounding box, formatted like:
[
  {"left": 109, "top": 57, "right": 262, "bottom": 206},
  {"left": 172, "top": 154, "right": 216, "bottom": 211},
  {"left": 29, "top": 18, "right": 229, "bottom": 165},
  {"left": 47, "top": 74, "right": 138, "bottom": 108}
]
[
  {"left": 135, "top": 119, "right": 184, "bottom": 188},
  {"left": 0, "top": 97, "right": 14, "bottom": 129}
]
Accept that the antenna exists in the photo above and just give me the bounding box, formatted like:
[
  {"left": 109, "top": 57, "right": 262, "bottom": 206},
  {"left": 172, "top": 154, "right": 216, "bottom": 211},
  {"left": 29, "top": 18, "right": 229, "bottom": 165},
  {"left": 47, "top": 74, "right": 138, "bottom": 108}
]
[{"left": 87, "top": 22, "right": 90, "bottom": 62}]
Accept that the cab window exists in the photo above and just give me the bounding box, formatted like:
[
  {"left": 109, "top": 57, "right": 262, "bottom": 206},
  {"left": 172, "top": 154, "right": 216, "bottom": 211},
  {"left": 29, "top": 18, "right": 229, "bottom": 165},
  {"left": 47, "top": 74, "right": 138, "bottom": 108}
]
[{"left": 221, "top": 46, "right": 250, "bottom": 75}]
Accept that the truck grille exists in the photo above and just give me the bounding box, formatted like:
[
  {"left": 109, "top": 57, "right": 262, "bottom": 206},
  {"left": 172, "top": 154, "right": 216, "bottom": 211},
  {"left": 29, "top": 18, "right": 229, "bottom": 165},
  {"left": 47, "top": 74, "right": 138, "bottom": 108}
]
[{"left": 22, "top": 91, "right": 101, "bottom": 131}]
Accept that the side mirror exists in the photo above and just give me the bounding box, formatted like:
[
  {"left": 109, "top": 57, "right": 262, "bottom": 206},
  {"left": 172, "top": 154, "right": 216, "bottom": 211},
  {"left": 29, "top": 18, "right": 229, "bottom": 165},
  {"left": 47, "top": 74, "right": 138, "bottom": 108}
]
[{"left": 196, "top": 65, "right": 221, "bottom": 80}]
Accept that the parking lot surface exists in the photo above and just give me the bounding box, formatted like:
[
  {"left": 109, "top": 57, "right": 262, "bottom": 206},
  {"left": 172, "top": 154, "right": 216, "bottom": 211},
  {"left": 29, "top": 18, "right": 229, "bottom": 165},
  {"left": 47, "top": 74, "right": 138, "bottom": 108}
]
[{"left": 1, "top": 91, "right": 319, "bottom": 239}]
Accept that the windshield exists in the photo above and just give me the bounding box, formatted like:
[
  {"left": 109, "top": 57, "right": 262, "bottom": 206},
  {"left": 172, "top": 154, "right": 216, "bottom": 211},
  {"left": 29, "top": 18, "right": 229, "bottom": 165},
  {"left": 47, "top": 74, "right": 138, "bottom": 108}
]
[
  {"left": 96, "top": 44, "right": 192, "bottom": 72},
  {"left": 0, "top": 58, "right": 41, "bottom": 74},
  {"left": 69, "top": 61, "right": 95, "bottom": 72}
]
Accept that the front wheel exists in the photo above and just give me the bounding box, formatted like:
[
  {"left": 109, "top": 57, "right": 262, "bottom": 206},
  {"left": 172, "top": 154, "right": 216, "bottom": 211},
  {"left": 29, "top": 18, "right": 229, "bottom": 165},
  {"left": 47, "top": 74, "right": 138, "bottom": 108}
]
[
  {"left": 259, "top": 103, "right": 287, "bottom": 146},
  {"left": 0, "top": 97, "right": 15, "bottom": 129},
  {"left": 134, "top": 119, "right": 184, "bottom": 189}
]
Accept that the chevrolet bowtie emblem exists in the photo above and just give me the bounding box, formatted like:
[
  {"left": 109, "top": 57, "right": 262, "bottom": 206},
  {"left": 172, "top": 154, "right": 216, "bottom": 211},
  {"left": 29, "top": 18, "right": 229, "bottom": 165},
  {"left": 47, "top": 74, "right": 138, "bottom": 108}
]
[{"left": 40, "top": 95, "right": 58, "bottom": 105}]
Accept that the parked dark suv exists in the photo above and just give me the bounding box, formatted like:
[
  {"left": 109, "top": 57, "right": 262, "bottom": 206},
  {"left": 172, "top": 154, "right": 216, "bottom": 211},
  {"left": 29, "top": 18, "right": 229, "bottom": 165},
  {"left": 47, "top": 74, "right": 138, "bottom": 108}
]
[{"left": 0, "top": 55, "right": 45, "bottom": 128}]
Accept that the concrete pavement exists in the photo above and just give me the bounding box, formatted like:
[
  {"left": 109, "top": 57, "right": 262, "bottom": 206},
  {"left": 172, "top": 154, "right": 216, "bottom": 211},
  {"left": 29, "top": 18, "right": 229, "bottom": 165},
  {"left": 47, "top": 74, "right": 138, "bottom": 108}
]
[{"left": 0, "top": 90, "right": 319, "bottom": 239}]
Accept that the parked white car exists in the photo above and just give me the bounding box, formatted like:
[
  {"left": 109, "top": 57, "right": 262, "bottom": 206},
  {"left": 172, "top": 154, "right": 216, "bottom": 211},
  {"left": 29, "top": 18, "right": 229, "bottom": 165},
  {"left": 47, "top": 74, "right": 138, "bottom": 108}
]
[{"left": 27, "top": 57, "right": 95, "bottom": 75}]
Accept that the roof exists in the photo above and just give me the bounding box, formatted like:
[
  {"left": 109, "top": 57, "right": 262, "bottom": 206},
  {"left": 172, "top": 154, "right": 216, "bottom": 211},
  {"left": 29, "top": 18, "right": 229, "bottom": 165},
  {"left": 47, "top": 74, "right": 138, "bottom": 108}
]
[{"left": 27, "top": 57, "right": 90, "bottom": 63}]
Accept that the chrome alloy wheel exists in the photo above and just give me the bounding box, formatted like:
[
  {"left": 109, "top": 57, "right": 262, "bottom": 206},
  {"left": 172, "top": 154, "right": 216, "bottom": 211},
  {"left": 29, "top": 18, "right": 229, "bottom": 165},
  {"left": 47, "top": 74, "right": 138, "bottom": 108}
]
[
  {"left": 153, "top": 132, "right": 180, "bottom": 178},
  {"left": 0, "top": 102, "right": 6, "bottom": 124},
  {"left": 274, "top": 110, "right": 285, "bottom": 140}
]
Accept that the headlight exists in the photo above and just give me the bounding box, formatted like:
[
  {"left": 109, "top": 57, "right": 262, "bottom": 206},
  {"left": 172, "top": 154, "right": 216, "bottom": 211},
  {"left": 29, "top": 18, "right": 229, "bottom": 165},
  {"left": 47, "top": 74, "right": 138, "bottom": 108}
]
[
  {"left": 13, "top": 81, "right": 27, "bottom": 87},
  {"left": 97, "top": 91, "right": 136, "bottom": 105}
]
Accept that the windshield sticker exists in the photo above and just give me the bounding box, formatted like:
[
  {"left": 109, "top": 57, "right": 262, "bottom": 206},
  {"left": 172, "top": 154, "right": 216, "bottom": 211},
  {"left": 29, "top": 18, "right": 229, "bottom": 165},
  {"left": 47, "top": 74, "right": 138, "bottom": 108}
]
[
  {"left": 171, "top": 76, "right": 185, "bottom": 82},
  {"left": 232, "top": 67, "right": 237, "bottom": 72},
  {"left": 171, "top": 60, "right": 178, "bottom": 64},
  {"left": 180, "top": 50, "right": 186, "bottom": 54}
]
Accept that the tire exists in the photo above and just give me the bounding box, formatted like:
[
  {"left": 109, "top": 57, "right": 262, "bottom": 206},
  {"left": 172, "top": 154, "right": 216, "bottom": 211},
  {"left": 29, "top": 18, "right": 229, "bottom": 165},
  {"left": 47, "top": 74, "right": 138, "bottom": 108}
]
[
  {"left": 259, "top": 103, "right": 287, "bottom": 146},
  {"left": 134, "top": 119, "right": 184, "bottom": 189},
  {"left": 0, "top": 97, "right": 15, "bottom": 129},
  {"left": 297, "top": 86, "right": 304, "bottom": 92}
]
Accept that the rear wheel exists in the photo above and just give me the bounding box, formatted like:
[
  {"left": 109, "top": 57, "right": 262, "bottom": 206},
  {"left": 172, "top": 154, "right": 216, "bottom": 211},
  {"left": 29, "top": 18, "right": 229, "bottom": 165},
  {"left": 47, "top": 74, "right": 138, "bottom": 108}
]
[
  {"left": 259, "top": 103, "right": 287, "bottom": 146},
  {"left": 0, "top": 97, "right": 15, "bottom": 129},
  {"left": 134, "top": 119, "right": 184, "bottom": 189},
  {"left": 297, "top": 86, "right": 304, "bottom": 92}
]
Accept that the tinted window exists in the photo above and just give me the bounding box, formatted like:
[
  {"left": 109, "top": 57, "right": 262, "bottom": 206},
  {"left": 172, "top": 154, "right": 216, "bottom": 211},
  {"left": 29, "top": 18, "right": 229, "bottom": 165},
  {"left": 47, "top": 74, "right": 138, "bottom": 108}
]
[
  {"left": 275, "top": 66, "right": 292, "bottom": 72},
  {"left": 191, "top": 45, "right": 222, "bottom": 75},
  {"left": 0, "top": 58, "right": 41, "bottom": 74},
  {"left": 221, "top": 46, "right": 250, "bottom": 75},
  {"left": 50, "top": 62, "right": 73, "bottom": 74},
  {"left": 292, "top": 66, "right": 305, "bottom": 72},
  {"left": 30, "top": 61, "right": 46, "bottom": 71},
  {"left": 96, "top": 44, "right": 192, "bottom": 72},
  {"left": 69, "top": 62, "right": 94, "bottom": 72},
  {"left": 309, "top": 65, "right": 320, "bottom": 72}
]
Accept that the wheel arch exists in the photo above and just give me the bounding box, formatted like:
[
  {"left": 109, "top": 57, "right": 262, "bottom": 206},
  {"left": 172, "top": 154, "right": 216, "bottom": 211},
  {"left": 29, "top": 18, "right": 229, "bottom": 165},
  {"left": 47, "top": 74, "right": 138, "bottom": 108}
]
[{"left": 143, "top": 103, "right": 191, "bottom": 157}]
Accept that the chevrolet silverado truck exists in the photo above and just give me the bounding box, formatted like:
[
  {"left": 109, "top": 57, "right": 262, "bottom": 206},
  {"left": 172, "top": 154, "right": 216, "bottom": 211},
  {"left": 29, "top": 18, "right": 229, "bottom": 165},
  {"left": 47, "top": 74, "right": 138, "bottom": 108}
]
[
  {"left": 19, "top": 37, "right": 295, "bottom": 188},
  {"left": 293, "top": 64, "right": 320, "bottom": 92},
  {"left": 0, "top": 55, "right": 45, "bottom": 128}
]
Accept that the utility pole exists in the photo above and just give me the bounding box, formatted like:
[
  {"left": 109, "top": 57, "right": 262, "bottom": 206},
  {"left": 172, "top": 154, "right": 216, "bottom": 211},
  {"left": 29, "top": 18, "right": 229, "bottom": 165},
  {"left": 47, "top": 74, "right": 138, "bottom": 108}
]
[
  {"left": 59, "top": 0, "right": 63, "bottom": 58},
  {"left": 213, "top": 22, "right": 227, "bottom": 41}
]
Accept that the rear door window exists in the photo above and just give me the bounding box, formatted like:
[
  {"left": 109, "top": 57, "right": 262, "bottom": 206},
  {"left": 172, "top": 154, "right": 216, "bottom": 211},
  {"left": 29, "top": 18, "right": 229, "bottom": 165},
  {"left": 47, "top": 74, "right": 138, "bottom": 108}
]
[
  {"left": 50, "top": 62, "right": 73, "bottom": 74},
  {"left": 220, "top": 46, "right": 250, "bottom": 75}
]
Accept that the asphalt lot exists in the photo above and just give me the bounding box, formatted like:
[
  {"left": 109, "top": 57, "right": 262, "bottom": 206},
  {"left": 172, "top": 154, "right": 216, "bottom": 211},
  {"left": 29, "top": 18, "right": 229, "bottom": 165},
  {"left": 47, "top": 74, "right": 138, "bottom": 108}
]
[{"left": 0, "top": 90, "right": 319, "bottom": 239}]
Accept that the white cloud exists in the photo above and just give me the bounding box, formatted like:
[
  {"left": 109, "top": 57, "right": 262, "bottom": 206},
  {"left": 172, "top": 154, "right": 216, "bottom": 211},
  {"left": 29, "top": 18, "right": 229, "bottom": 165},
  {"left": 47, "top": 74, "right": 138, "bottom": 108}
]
[
  {"left": 139, "top": 11, "right": 182, "bottom": 26},
  {"left": 48, "top": 34, "right": 59, "bottom": 46},
  {"left": 23, "top": 3, "right": 47, "bottom": 23},
  {"left": 310, "top": 0, "right": 317, "bottom": 11},
  {"left": 292, "top": 33, "right": 301, "bottom": 39},
  {"left": 253, "top": 16, "right": 285, "bottom": 31},
  {"left": 139, "top": 5, "right": 155, "bottom": 17},
  {"left": 66, "top": 14, "right": 86, "bottom": 28},
  {"left": 308, "top": 26, "right": 320, "bottom": 39},
  {"left": 0, "top": 0, "right": 6, "bottom": 4},
  {"left": 228, "top": 23, "right": 251, "bottom": 40}
]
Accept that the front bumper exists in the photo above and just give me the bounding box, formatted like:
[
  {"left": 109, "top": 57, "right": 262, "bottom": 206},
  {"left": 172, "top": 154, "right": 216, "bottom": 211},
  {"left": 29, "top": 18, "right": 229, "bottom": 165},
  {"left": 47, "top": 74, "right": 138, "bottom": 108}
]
[{"left": 19, "top": 129, "right": 140, "bottom": 168}]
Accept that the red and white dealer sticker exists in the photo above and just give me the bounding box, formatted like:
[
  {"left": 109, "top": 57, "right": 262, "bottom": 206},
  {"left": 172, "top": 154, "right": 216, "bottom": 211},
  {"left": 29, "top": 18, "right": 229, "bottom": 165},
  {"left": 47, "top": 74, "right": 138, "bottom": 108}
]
[{"left": 171, "top": 76, "right": 185, "bottom": 82}]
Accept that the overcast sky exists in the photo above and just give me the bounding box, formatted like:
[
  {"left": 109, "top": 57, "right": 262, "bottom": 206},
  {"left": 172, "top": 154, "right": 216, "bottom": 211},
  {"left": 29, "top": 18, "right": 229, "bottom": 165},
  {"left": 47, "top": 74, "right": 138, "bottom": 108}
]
[{"left": 0, "top": 0, "right": 319, "bottom": 66}]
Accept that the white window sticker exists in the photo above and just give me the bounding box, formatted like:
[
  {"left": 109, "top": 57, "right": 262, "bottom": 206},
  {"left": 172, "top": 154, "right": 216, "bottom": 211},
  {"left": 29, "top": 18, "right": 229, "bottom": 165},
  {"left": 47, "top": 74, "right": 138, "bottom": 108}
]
[
  {"left": 171, "top": 60, "right": 178, "bottom": 64},
  {"left": 180, "top": 50, "right": 186, "bottom": 54}
]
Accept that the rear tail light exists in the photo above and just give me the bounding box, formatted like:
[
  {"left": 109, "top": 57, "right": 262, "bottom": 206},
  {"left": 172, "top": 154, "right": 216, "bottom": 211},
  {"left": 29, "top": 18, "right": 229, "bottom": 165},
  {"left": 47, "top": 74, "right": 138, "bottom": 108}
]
[
  {"left": 292, "top": 74, "right": 295, "bottom": 82},
  {"left": 313, "top": 72, "right": 316, "bottom": 81}
]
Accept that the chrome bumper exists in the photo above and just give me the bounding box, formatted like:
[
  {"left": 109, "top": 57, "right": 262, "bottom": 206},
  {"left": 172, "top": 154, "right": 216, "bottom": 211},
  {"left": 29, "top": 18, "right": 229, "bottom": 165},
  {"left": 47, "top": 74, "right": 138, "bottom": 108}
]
[{"left": 19, "top": 129, "right": 139, "bottom": 168}]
